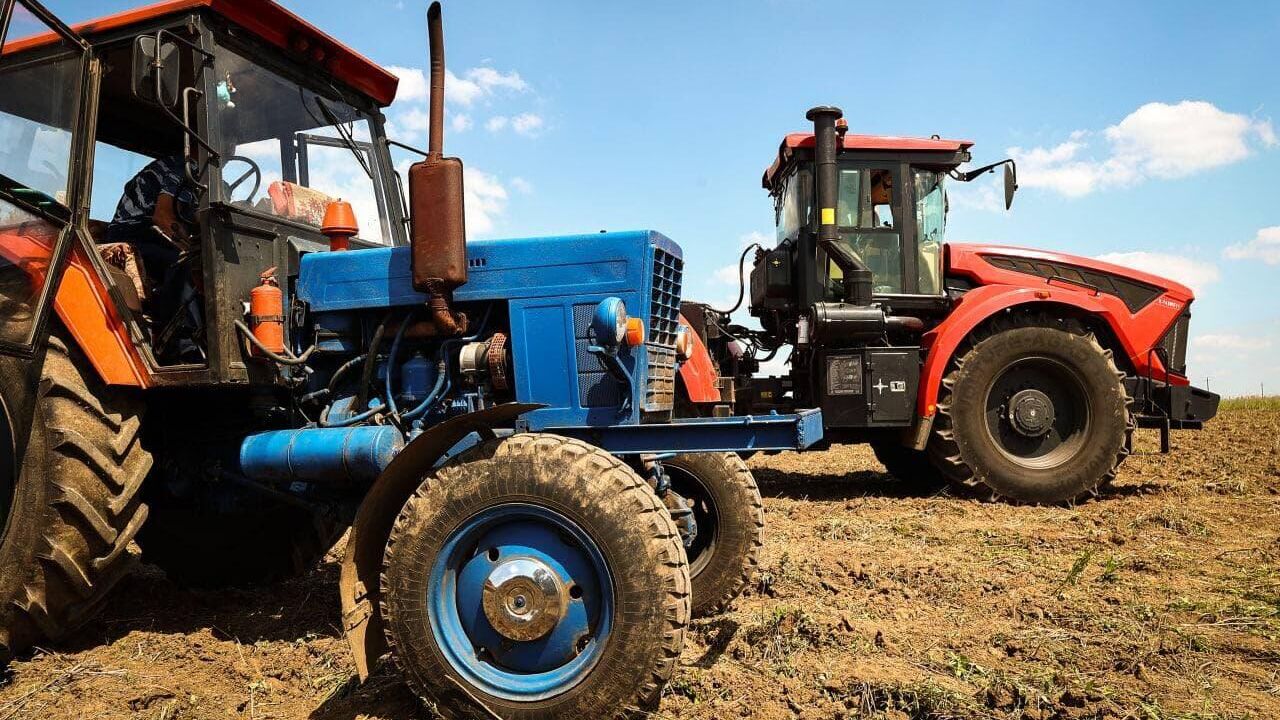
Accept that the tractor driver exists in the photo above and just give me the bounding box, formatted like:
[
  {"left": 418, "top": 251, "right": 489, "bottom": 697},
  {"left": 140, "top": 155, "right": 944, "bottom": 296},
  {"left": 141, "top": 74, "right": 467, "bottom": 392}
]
[
  {"left": 870, "top": 169, "right": 895, "bottom": 228},
  {"left": 105, "top": 154, "right": 202, "bottom": 362}
]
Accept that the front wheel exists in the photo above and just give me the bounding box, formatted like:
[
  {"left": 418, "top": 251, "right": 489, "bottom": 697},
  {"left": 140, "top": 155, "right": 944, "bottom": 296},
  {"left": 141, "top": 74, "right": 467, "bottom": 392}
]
[
  {"left": 928, "top": 315, "right": 1132, "bottom": 503},
  {"left": 381, "top": 434, "right": 689, "bottom": 719},
  {"left": 662, "top": 453, "right": 763, "bottom": 617}
]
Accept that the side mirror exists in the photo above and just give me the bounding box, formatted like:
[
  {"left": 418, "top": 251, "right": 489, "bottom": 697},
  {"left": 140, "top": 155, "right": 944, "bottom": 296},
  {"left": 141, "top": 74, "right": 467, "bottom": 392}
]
[
  {"left": 132, "top": 35, "right": 180, "bottom": 107},
  {"left": 1003, "top": 161, "right": 1018, "bottom": 210}
]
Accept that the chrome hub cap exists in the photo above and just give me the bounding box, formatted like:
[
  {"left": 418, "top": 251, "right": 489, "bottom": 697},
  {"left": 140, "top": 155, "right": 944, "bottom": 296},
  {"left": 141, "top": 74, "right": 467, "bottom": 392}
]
[{"left": 482, "top": 557, "right": 566, "bottom": 641}]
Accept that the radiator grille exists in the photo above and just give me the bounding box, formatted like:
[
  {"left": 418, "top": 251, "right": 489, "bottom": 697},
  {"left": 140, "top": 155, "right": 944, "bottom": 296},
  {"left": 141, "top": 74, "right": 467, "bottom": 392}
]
[
  {"left": 645, "top": 247, "right": 683, "bottom": 414},
  {"left": 1158, "top": 310, "right": 1191, "bottom": 376}
]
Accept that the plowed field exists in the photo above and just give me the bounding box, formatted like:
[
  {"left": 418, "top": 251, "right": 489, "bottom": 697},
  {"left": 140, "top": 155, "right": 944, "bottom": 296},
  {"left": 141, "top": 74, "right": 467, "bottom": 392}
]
[{"left": 1, "top": 409, "right": 1277, "bottom": 720}]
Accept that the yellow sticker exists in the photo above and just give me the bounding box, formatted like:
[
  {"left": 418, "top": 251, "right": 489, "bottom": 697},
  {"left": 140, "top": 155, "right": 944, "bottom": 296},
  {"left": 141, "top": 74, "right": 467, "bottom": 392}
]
[{"left": 821, "top": 207, "right": 835, "bottom": 225}]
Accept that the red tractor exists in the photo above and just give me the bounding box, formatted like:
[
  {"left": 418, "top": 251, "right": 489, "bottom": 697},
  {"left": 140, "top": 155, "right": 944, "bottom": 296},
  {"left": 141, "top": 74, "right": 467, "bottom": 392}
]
[{"left": 680, "top": 106, "right": 1219, "bottom": 503}]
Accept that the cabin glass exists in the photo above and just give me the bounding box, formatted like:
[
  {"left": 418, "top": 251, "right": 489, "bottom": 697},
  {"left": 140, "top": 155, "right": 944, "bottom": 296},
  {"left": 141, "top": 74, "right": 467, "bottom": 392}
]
[
  {"left": 211, "top": 47, "right": 393, "bottom": 244},
  {"left": 823, "top": 166, "right": 903, "bottom": 297},
  {"left": 912, "top": 169, "right": 945, "bottom": 295},
  {"left": 0, "top": 4, "right": 86, "bottom": 350}
]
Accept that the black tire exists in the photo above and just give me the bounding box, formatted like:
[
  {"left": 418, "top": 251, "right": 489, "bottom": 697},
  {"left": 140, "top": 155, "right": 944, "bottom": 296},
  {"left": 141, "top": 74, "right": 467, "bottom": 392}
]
[
  {"left": 381, "top": 433, "right": 690, "bottom": 719},
  {"left": 927, "top": 314, "right": 1132, "bottom": 503},
  {"left": 869, "top": 441, "right": 949, "bottom": 492},
  {"left": 663, "top": 453, "right": 762, "bottom": 617},
  {"left": 0, "top": 332, "right": 151, "bottom": 660},
  {"left": 138, "top": 491, "right": 345, "bottom": 588}
]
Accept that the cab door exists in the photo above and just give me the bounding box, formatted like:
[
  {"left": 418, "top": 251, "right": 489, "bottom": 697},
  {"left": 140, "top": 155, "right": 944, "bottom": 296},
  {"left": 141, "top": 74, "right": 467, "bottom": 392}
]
[
  {"left": 0, "top": 0, "right": 97, "bottom": 357},
  {"left": 0, "top": 0, "right": 98, "bottom": 500}
]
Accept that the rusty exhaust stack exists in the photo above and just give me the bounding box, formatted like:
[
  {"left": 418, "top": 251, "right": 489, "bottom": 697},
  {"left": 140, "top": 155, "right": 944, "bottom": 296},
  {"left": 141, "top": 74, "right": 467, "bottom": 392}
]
[{"left": 410, "top": 1, "right": 467, "bottom": 334}]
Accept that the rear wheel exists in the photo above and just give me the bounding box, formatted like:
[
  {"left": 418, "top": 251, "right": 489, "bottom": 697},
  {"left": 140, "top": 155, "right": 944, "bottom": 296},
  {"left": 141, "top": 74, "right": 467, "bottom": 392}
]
[
  {"left": 662, "top": 453, "right": 762, "bottom": 617},
  {"left": 381, "top": 434, "right": 689, "bottom": 719},
  {"left": 0, "top": 332, "right": 151, "bottom": 660},
  {"left": 928, "top": 314, "right": 1131, "bottom": 503}
]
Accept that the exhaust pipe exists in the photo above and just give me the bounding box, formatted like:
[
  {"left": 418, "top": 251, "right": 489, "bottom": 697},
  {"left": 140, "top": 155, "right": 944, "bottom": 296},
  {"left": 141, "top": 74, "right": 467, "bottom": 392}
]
[
  {"left": 807, "top": 106, "right": 872, "bottom": 306},
  {"left": 409, "top": 1, "right": 467, "bottom": 333}
]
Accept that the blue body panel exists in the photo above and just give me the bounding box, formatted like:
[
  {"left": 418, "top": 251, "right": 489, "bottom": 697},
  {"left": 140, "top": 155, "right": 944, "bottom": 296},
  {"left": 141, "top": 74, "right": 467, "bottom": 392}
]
[
  {"left": 239, "top": 426, "right": 404, "bottom": 485},
  {"left": 297, "top": 231, "right": 681, "bottom": 429},
  {"left": 543, "top": 409, "right": 825, "bottom": 454}
]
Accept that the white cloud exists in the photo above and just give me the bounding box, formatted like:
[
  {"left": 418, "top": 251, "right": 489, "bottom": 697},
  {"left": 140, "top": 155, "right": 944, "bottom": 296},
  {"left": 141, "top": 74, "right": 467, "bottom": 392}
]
[
  {"left": 1009, "top": 101, "right": 1274, "bottom": 198},
  {"left": 1095, "top": 251, "right": 1220, "bottom": 296},
  {"left": 510, "top": 177, "right": 534, "bottom": 194},
  {"left": 386, "top": 65, "right": 428, "bottom": 103},
  {"left": 948, "top": 173, "right": 1007, "bottom": 212},
  {"left": 739, "top": 230, "right": 771, "bottom": 248},
  {"left": 713, "top": 264, "right": 741, "bottom": 285},
  {"left": 465, "top": 67, "right": 528, "bottom": 94},
  {"left": 398, "top": 107, "right": 432, "bottom": 135},
  {"left": 1192, "top": 334, "right": 1273, "bottom": 351},
  {"left": 485, "top": 116, "right": 509, "bottom": 133},
  {"left": 464, "top": 167, "right": 509, "bottom": 237},
  {"left": 510, "top": 112, "right": 545, "bottom": 137},
  {"left": 388, "top": 64, "right": 529, "bottom": 108},
  {"left": 450, "top": 113, "right": 472, "bottom": 133},
  {"left": 1224, "top": 226, "right": 1280, "bottom": 265}
]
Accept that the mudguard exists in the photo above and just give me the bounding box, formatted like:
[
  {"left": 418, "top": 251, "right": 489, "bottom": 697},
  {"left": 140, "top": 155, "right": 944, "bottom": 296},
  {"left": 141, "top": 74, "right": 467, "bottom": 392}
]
[
  {"left": 918, "top": 285, "right": 1146, "bottom": 420},
  {"left": 676, "top": 313, "right": 720, "bottom": 403},
  {"left": 340, "top": 402, "right": 543, "bottom": 679}
]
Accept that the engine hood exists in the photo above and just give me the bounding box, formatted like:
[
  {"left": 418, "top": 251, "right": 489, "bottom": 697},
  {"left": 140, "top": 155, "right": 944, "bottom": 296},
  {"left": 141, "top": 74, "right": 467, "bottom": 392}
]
[{"left": 947, "top": 243, "right": 1196, "bottom": 304}]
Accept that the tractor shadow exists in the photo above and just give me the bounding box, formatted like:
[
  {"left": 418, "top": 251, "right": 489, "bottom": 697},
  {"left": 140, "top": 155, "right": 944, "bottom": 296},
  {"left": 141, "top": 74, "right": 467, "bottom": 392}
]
[
  {"left": 61, "top": 560, "right": 346, "bottom": 652},
  {"left": 753, "top": 466, "right": 952, "bottom": 502}
]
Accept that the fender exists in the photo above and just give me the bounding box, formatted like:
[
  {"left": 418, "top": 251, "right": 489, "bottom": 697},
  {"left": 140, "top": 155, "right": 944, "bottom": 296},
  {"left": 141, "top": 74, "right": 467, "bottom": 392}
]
[
  {"left": 0, "top": 225, "right": 148, "bottom": 386},
  {"left": 55, "top": 242, "right": 150, "bottom": 387},
  {"left": 340, "top": 402, "right": 543, "bottom": 679},
  {"left": 676, "top": 313, "right": 720, "bottom": 403},
  {"left": 917, "top": 284, "right": 1133, "bottom": 419}
]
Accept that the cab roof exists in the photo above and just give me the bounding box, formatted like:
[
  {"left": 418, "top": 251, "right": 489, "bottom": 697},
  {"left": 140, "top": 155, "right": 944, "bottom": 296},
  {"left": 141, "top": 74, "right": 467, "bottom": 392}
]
[
  {"left": 2, "top": 0, "right": 399, "bottom": 107},
  {"left": 763, "top": 132, "right": 975, "bottom": 189}
]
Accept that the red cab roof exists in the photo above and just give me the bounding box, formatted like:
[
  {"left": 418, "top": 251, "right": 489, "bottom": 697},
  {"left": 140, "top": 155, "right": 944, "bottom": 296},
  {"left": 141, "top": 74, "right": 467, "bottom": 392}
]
[
  {"left": 764, "top": 132, "right": 974, "bottom": 188},
  {"left": 2, "top": 0, "right": 399, "bottom": 106}
]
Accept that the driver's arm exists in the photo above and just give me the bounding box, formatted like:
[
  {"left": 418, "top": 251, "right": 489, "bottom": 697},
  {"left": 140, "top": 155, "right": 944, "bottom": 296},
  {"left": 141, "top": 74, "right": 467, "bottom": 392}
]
[{"left": 152, "top": 192, "right": 190, "bottom": 242}]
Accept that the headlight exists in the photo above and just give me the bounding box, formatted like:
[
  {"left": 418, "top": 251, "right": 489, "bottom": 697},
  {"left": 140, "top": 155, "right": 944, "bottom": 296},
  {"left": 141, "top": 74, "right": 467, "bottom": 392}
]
[
  {"left": 591, "top": 297, "right": 628, "bottom": 347},
  {"left": 675, "top": 325, "right": 694, "bottom": 360}
]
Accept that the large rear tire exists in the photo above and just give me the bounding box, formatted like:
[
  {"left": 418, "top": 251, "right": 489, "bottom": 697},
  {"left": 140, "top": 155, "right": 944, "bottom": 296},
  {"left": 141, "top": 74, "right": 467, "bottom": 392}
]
[
  {"left": 663, "top": 453, "right": 762, "bottom": 617},
  {"left": 927, "top": 314, "right": 1132, "bottom": 503},
  {"left": 381, "top": 434, "right": 689, "bottom": 719},
  {"left": 0, "top": 332, "right": 150, "bottom": 660}
]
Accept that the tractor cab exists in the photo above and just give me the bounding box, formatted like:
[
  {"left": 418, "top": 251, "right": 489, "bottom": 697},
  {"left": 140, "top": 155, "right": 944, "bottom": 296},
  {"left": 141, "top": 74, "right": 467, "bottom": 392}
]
[
  {"left": 754, "top": 119, "right": 1015, "bottom": 328},
  {"left": 1, "top": 0, "right": 405, "bottom": 379}
]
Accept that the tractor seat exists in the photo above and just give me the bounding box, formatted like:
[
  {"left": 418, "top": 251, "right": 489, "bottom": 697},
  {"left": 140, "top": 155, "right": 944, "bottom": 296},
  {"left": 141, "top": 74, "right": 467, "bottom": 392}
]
[{"left": 266, "top": 180, "right": 338, "bottom": 227}]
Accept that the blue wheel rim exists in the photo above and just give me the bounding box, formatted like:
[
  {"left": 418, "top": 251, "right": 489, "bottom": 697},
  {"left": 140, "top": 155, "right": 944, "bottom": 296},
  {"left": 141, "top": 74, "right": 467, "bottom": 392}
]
[{"left": 429, "top": 503, "right": 614, "bottom": 701}]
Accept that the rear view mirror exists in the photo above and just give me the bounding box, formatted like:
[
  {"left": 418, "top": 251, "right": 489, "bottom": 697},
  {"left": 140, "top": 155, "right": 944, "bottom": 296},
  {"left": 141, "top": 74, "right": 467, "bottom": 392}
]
[
  {"left": 132, "top": 35, "right": 180, "bottom": 107},
  {"left": 1003, "top": 162, "right": 1018, "bottom": 210}
]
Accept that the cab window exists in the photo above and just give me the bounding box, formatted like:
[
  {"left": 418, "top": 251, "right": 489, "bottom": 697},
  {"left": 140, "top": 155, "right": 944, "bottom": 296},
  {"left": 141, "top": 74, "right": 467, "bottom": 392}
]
[
  {"left": 825, "top": 166, "right": 903, "bottom": 296},
  {"left": 913, "top": 169, "right": 946, "bottom": 295},
  {"left": 774, "top": 169, "right": 810, "bottom": 244}
]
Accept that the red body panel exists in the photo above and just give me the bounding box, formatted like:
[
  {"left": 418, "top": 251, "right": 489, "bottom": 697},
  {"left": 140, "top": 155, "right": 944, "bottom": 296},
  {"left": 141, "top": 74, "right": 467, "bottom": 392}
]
[
  {"left": 3, "top": 0, "right": 399, "bottom": 106},
  {"left": 676, "top": 314, "right": 720, "bottom": 403},
  {"left": 916, "top": 243, "right": 1191, "bottom": 418},
  {"left": 0, "top": 225, "right": 150, "bottom": 387},
  {"left": 764, "top": 133, "right": 974, "bottom": 188}
]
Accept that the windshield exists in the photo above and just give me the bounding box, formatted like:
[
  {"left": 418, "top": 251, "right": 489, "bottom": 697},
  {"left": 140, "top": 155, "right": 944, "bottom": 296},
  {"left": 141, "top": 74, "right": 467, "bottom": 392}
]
[{"left": 213, "top": 47, "right": 394, "bottom": 244}]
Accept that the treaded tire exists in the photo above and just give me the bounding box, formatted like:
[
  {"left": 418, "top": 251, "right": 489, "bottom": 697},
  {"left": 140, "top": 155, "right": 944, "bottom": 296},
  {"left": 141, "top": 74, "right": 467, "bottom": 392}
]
[
  {"left": 927, "top": 314, "right": 1132, "bottom": 503},
  {"left": 0, "top": 330, "right": 150, "bottom": 660},
  {"left": 869, "top": 441, "right": 949, "bottom": 492},
  {"left": 380, "top": 433, "right": 690, "bottom": 719},
  {"left": 663, "top": 453, "right": 762, "bottom": 617}
]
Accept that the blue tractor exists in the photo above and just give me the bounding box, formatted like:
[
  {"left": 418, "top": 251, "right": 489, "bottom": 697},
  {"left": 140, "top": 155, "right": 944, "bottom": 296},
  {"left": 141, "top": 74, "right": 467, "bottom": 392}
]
[{"left": 0, "top": 1, "right": 819, "bottom": 716}]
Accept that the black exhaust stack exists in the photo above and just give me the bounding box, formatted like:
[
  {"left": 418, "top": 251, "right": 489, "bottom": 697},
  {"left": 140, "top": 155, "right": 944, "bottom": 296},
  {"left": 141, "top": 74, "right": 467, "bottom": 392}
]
[{"left": 806, "top": 106, "right": 872, "bottom": 306}]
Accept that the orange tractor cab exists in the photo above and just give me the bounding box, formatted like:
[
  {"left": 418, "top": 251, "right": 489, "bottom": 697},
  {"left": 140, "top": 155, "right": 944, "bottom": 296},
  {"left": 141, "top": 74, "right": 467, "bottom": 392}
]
[
  {"left": 680, "top": 106, "right": 1219, "bottom": 503},
  {"left": 0, "top": 2, "right": 825, "bottom": 717}
]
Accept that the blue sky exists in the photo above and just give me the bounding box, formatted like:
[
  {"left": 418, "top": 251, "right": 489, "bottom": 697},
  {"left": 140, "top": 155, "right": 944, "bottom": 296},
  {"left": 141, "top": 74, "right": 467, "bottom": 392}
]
[{"left": 34, "top": 1, "right": 1280, "bottom": 396}]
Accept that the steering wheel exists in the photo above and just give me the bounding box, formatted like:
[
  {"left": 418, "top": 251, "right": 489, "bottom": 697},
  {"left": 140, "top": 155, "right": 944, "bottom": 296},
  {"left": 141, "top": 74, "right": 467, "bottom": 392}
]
[{"left": 222, "top": 155, "right": 262, "bottom": 204}]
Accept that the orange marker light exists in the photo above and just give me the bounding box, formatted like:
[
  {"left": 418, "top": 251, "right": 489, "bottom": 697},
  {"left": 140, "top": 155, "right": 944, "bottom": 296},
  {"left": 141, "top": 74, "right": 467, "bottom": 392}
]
[
  {"left": 625, "top": 317, "right": 645, "bottom": 346},
  {"left": 322, "top": 199, "right": 359, "bottom": 251},
  {"left": 1035, "top": 290, "right": 1051, "bottom": 299}
]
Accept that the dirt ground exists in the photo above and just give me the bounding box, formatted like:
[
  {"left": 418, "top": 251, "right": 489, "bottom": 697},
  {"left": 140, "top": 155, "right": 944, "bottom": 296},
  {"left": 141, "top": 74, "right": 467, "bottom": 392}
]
[{"left": 0, "top": 409, "right": 1276, "bottom": 720}]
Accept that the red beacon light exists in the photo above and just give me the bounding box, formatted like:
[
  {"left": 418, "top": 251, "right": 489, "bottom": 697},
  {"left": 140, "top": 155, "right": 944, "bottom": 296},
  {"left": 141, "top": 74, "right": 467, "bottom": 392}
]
[{"left": 322, "top": 200, "right": 359, "bottom": 251}]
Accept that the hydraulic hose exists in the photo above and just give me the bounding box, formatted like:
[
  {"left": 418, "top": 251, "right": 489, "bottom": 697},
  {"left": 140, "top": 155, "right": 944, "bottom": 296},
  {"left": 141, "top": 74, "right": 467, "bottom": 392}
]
[
  {"left": 234, "top": 320, "right": 316, "bottom": 366},
  {"left": 710, "top": 243, "right": 762, "bottom": 316},
  {"left": 384, "top": 307, "right": 419, "bottom": 418},
  {"left": 355, "top": 311, "right": 393, "bottom": 412},
  {"left": 400, "top": 305, "right": 492, "bottom": 422}
]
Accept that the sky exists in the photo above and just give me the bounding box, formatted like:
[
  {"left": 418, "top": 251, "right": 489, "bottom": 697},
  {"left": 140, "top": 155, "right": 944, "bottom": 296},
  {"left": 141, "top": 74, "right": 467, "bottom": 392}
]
[{"left": 27, "top": 0, "right": 1280, "bottom": 397}]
